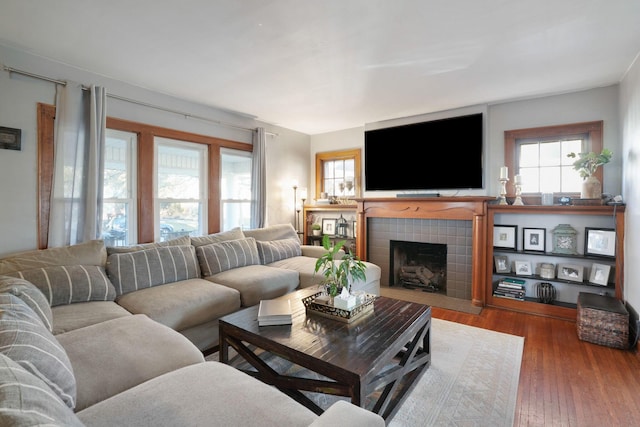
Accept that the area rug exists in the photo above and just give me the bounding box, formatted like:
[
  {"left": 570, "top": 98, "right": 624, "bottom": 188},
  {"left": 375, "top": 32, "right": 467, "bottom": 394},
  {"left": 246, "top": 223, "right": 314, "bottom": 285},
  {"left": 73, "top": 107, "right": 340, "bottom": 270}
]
[{"left": 207, "top": 318, "right": 523, "bottom": 426}]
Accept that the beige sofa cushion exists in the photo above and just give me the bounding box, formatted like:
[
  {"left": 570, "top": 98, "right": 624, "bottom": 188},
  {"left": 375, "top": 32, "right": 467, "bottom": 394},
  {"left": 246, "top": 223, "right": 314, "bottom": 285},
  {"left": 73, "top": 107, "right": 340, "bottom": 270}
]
[
  {"left": 0, "top": 294, "right": 76, "bottom": 409},
  {"left": 0, "top": 276, "right": 53, "bottom": 331},
  {"left": 105, "top": 235, "right": 191, "bottom": 255},
  {"left": 76, "top": 362, "right": 318, "bottom": 427},
  {"left": 190, "top": 227, "right": 245, "bottom": 247},
  {"left": 205, "top": 265, "right": 298, "bottom": 307},
  {"left": 7, "top": 265, "right": 116, "bottom": 307},
  {"left": 115, "top": 278, "right": 241, "bottom": 332},
  {"left": 51, "top": 301, "right": 132, "bottom": 335},
  {"left": 106, "top": 245, "right": 201, "bottom": 295},
  {"left": 56, "top": 314, "right": 205, "bottom": 412},
  {"left": 0, "top": 240, "right": 106, "bottom": 275},
  {"left": 195, "top": 237, "right": 261, "bottom": 276},
  {"left": 0, "top": 353, "right": 84, "bottom": 426}
]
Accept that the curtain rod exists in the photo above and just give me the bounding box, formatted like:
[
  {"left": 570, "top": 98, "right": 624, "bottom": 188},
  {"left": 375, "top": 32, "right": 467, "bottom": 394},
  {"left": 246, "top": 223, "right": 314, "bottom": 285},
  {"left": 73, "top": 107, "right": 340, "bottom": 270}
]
[{"left": 3, "top": 65, "right": 277, "bottom": 137}]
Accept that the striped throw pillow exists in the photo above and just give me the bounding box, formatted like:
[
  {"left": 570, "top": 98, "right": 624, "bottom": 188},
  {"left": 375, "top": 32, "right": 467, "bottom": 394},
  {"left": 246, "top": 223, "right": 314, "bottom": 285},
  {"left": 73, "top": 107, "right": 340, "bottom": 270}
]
[
  {"left": 0, "top": 294, "right": 77, "bottom": 409},
  {"left": 256, "top": 238, "right": 302, "bottom": 264},
  {"left": 196, "top": 237, "right": 261, "bottom": 276},
  {"left": 7, "top": 265, "right": 116, "bottom": 307},
  {"left": 0, "top": 353, "right": 83, "bottom": 426},
  {"left": 106, "top": 245, "right": 201, "bottom": 296},
  {"left": 0, "top": 276, "right": 53, "bottom": 332}
]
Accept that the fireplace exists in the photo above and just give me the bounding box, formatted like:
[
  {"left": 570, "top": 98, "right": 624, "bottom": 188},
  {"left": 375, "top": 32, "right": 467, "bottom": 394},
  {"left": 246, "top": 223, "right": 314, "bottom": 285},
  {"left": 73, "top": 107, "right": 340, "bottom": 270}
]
[{"left": 390, "top": 240, "right": 447, "bottom": 293}]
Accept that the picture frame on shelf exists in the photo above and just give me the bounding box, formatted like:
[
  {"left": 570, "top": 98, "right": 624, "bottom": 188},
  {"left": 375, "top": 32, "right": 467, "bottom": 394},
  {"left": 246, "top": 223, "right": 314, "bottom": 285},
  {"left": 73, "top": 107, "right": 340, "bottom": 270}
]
[
  {"left": 321, "top": 218, "right": 336, "bottom": 236},
  {"left": 557, "top": 263, "right": 584, "bottom": 283},
  {"left": 514, "top": 260, "right": 532, "bottom": 276},
  {"left": 493, "top": 225, "right": 517, "bottom": 251},
  {"left": 589, "top": 263, "right": 611, "bottom": 286},
  {"left": 494, "top": 255, "right": 510, "bottom": 273},
  {"left": 523, "top": 227, "right": 545, "bottom": 253},
  {"left": 584, "top": 227, "right": 616, "bottom": 258}
]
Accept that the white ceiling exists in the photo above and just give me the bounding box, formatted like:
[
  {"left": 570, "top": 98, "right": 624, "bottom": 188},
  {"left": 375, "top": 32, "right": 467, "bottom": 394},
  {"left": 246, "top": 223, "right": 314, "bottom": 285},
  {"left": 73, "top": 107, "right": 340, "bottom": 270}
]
[{"left": 1, "top": 0, "right": 640, "bottom": 135}]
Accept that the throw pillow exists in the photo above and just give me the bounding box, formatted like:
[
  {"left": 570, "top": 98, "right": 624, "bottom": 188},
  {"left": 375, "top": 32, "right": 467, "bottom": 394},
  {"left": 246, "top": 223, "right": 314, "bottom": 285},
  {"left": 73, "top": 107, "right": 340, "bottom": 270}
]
[
  {"left": 196, "top": 237, "right": 261, "bottom": 276},
  {"left": 0, "top": 353, "right": 83, "bottom": 426},
  {"left": 0, "top": 294, "right": 77, "bottom": 409},
  {"left": 106, "top": 235, "right": 192, "bottom": 255},
  {"left": 106, "top": 245, "right": 201, "bottom": 295},
  {"left": 256, "top": 238, "right": 302, "bottom": 264},
  {"left": 190, "top": 227, "right": 245, "bottom": 247},
  {"left": 0, "top": 276, "right": 53, "bottom": 332},
  {"left": 7, "top": 265, "right": 117, "bottom": 307}
]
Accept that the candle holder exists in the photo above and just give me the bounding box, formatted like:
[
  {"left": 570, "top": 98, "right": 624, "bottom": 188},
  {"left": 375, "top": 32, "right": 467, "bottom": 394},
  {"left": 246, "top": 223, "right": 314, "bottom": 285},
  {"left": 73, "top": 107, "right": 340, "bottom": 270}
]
[
  {"left": 498, "top": 177, "right": 509, "bottom": 205},
  {"left": 513, "top": 182, "right": 524, "bottom": 205}
]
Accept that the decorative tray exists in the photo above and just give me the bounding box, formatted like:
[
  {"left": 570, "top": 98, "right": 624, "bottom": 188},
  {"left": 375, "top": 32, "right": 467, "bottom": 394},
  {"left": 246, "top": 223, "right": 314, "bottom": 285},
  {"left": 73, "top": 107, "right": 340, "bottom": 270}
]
[{"left": 302, "top": 291, "right": 377, "bottom": 323}]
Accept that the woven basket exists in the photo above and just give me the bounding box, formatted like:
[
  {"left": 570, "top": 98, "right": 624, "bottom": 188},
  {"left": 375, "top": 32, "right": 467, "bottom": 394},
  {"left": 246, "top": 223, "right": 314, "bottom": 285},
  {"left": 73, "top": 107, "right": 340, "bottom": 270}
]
[{"left": 577, "top": 293, "right": 628, "bottom": 349}]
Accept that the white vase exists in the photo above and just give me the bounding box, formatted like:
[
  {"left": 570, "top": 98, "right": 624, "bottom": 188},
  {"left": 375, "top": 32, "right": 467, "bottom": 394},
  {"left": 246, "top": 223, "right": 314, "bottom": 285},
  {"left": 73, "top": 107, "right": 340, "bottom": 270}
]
[
  {"left": 581, "top": 175, "right": 602, "bottom": 199},
  {"left": 312, "top": 229, "right": 321, "bottom": 236}
]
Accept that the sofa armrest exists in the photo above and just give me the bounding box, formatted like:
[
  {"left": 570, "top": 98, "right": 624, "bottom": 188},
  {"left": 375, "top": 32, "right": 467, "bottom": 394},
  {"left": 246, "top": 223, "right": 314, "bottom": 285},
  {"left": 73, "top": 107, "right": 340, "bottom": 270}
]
[
  {"left": 301, "top": 245, "right": 345, "bottom": 259},
  {"left": 308, "top": 401, "right": 385, "bottom": 426}
]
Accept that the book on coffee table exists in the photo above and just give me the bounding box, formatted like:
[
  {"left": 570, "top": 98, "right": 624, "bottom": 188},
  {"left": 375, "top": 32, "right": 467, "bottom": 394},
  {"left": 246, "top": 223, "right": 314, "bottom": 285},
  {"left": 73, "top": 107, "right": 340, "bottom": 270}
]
[{"left": 258, "top": 298, "right": 292, "bottom": 326}]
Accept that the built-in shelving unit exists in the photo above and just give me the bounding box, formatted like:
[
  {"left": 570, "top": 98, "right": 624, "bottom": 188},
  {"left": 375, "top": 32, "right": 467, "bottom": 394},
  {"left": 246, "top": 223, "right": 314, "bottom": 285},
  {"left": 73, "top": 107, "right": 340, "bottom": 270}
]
[
  {"left": 486, "top": 204, "right": 625, "bottom": 320},
  {"left": 302, "top": 205, "right": 357, "bottom": 251}
]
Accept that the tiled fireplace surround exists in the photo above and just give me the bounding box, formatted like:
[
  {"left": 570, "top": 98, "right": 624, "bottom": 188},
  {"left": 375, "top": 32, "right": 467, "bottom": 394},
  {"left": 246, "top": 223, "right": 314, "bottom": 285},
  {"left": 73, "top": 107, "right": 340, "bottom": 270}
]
[
  {"left": 368, "top": 218, "right": 472, "bottom": 299},
  {"left": 355, "top": 197, "right": 492, "bottom": 306}
]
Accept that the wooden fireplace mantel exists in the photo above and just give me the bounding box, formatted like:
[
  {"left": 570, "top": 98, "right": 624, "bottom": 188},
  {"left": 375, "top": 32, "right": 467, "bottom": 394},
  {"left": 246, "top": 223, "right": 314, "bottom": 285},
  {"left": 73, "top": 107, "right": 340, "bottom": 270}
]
[{"left": 355, "top": 197, "right": 494, "bottom": 307}]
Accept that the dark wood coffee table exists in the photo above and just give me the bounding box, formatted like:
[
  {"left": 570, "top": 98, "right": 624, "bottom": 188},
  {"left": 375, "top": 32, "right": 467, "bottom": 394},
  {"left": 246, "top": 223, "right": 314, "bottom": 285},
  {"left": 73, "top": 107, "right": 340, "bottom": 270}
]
[{"left": 219, "top": 288, "right": 431, "bottom": 421}]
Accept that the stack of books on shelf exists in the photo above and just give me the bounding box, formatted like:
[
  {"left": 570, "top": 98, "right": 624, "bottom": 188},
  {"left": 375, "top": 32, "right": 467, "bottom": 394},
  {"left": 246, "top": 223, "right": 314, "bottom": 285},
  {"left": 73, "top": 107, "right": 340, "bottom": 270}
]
[
  {"left": 493, "top": 278, "right": 526, "bottom": 301},
  {"left": 257, "top": 298, "right": 293, "bottom": 326}
]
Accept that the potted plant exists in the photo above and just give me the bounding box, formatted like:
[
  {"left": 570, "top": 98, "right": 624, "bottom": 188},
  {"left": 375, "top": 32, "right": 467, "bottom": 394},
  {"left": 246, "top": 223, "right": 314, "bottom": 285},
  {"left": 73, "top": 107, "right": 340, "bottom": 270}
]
[
  {"left": 311, "top": 223, "right": 322, "bottom": 236},
  {"left": 314, "top": 235, "right": 367, "bottom": 300},
  {"left": 567, "top": 148, "right": 612, "bottom": 199}
]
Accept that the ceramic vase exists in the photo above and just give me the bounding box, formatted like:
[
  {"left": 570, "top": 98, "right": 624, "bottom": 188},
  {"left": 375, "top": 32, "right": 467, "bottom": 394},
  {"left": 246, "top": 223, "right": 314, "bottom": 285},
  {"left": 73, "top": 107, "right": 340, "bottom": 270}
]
[{"left": 581, "top": 175, "right": 602, "bottom": 199}]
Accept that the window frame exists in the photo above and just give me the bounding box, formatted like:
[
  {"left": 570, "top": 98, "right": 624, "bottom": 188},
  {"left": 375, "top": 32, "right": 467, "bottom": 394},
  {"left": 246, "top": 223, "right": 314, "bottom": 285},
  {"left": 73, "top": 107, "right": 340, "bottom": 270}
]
[
  {"left": 37, "top": 103, "right": 252, "bottom": 246},
  {"left": 504, "top": 121, "right": 603, "bottom": 203},
  {"left": 315, "top": 148, "right": 361, "bottom": 200}
]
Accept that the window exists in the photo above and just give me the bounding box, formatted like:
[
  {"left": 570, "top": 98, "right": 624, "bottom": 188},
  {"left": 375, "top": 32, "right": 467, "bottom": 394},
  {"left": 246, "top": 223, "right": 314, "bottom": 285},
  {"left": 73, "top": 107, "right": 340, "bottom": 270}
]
[
  {"left": 155, "top": 137, "right": 207, "bottom": 241},
  {"left": 220, "top": 148, "right": 252, "bottom": 231},
  {"left": 505, "top": 121, "right": 603, "bottom": 200},
  {"left": 315, "top": 149, "right": 361, "bottom": 199},
  {"left": 102, "top": 129, "right": 137, "bottom": 246}
]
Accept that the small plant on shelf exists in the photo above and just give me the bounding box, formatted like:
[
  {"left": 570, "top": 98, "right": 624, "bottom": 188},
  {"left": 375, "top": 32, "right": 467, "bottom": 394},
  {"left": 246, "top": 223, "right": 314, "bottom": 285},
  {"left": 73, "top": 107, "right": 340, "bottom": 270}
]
[
  {"left": 314, "top": 235, "right": 366, "bottom": 297},
  {"left": 311, "top": 223, "right": 322, "bottom": 235}
]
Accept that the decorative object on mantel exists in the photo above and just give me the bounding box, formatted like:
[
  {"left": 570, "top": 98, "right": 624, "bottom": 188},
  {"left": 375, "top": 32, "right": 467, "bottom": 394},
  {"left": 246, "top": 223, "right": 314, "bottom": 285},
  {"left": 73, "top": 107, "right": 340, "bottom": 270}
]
[
  {"left": 512, "top": 174, "right": 524, "bottom": 205},
  {"left": 551, "top": 223, "right": 578, "bottom": 255},
  {"left": 567, "top": 148, "right": 612, "bottom": 201},
  {"left": 314, "top": 235, "right": 367, "bottom": 299},
  {"left": 536, "top": 282, "right": 556, "bottom": 304},
  {"left": 498, "top": 166, "right": 509, "bottom": 205}
]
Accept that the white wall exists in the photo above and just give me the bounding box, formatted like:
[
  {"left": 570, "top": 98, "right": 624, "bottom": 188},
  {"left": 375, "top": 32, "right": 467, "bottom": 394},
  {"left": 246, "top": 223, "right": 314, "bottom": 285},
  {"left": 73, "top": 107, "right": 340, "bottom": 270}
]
[
  {"left": 0, "top": 43, "right": 309, "bottom": 256},
  {"left": 311, "top": 87, "right": 621, "bottom": 201},
  {"left": 620, "top": 55, "right": 640, "bottom": 310}
]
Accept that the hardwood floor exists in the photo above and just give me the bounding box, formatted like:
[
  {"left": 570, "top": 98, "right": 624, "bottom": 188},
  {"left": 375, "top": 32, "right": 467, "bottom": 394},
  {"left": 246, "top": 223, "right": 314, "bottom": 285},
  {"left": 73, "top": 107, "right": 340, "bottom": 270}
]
[{"left": 432, "top": 305, "right": 640, "bottom": 426}]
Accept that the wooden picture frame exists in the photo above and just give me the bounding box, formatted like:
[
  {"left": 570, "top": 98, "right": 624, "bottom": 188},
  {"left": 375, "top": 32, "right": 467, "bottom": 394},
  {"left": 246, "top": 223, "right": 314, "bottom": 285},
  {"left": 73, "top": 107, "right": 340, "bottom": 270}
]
[
  {"left": 514, "top": 260, "right": 532, "bottom": 276},
  {"left": 523, "top": 227, "right": 545, "bottom": 253},
  {"left": 493, "top": 225, "right": 517, "bottom": 250},
  {"left": 557, "top": 263, "right": 584, "bottom": 283},
  {"left": 494, "top": 255, "right": 510, "bottom": 273},
  {"left": 321, "top": 218, "right": 336, "bottom": 236},
  {"left": 584, "top": 228, "right": 616, "bottom": 258},
  {"left": 0, "top": 126, "right": 22, "bottom": 151},
  {"left": 589, "top": 263, "right": 611, "bottom": 286}
]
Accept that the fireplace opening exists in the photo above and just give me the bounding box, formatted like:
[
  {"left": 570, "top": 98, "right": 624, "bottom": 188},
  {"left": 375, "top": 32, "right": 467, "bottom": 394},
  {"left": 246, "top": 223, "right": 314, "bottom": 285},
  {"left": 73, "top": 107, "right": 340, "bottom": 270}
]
[{"left": 390, "top": 240, "right": 447, "bottom": 293}]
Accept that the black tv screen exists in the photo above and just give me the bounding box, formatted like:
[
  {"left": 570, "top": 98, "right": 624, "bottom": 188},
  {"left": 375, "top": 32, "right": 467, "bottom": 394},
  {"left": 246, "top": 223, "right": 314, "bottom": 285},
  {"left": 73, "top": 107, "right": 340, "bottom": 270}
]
[{"left": 364, "top": 113, "right": 484, "bottom": 192}]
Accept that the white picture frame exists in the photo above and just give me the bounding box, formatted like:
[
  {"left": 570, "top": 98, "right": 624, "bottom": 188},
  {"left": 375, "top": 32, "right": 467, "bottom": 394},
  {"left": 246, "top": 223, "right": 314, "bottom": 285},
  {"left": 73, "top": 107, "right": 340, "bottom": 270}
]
[
  {"left": 493, "top": 225, "right": 517, "bottom": 250},
  {"left": 589, "top": 263, "right": 611, "bottom": 286},
  {"left": 514, "top": 260, "right": 532, "bottom": 276},
  {"left": 584, "top": 228, "right": 616, "bottom": 258},
  {"left": 321, "top": 218, "right": 336, "bottom": 236}
]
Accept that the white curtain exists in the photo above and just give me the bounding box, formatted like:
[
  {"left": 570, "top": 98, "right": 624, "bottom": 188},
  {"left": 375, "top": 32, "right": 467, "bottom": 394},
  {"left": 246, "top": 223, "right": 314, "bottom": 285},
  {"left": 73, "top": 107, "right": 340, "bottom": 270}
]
[
  {"left": 251, "top": 127, "right": 266, "bottom": 228},
  {"left": 48, "top": 83, "right": 106, "bottom": 247}
]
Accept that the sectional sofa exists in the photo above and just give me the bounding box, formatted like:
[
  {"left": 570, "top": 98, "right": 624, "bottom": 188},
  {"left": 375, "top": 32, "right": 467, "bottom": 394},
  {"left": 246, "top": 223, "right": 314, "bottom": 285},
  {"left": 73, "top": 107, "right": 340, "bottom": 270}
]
[{"left": 0, "top": 224, "right": 383, "bottom": 425}]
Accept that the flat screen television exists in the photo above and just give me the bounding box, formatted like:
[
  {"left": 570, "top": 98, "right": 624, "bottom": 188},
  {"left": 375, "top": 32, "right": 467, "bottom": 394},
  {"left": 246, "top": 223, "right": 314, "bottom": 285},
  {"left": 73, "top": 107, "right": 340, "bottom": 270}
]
[{"left": 364, "top": 112, "right": 484, "bottom": 192}]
